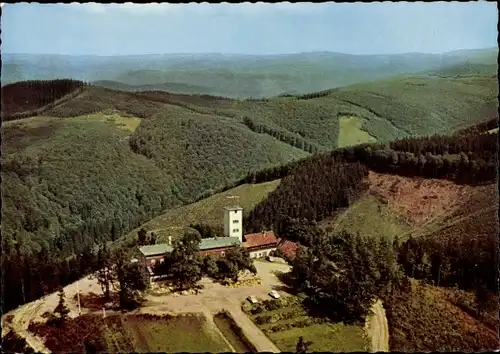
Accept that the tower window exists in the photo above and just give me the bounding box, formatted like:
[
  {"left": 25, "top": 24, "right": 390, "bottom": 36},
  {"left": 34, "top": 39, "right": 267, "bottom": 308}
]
[{"left": 233, "top": 219, "right": 239, "bottom": 223}]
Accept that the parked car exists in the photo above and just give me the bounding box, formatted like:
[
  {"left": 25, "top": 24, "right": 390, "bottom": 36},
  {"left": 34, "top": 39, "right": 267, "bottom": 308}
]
[
  {"left": 247, "top": 295, "right": 259, "bottom": 304},
  {"left": 268, "top": 290, "right": 280, "bottom": 299}
]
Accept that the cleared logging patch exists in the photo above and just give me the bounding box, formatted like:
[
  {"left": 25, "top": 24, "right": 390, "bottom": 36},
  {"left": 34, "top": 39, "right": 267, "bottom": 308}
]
[
  {"left": 69, "top": 111, "right": 142, "bottom": 133},
  {"left": 213, "top": 311, "right": 256, "bottom": 352},
  {"left": 337, "top": 115, "right": 377, "bottom": 148}
]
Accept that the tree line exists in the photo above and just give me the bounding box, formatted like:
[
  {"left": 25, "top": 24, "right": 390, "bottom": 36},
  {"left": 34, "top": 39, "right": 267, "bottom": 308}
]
[
  {"left": 244, "top": 153, "right": 369, "bottom": 235},
  {"left": 242, "top": 116, "right": 322, "bottom": 153},
  {"left": 1, "top": 79, "right": 86, "bottom": 120},
  {"left": 332, "top": 130, "right": 497, "bottom": 185},
  {"left": 396, "top": 227, "right": 497, "bottom": 306}
]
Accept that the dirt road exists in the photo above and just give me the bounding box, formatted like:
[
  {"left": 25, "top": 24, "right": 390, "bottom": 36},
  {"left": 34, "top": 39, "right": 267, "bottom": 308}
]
[
  {"left": 365, "top": 300, "right": 390, "bottom": 352},
  {"left": 143, "top": 260, "right": 287, "bottom": 352},
  {"left": 4, "top": 260, "right": 389, "bottom": 354},
  {"left": 3, "top": 260, "right": 288, "bottom": 353}
]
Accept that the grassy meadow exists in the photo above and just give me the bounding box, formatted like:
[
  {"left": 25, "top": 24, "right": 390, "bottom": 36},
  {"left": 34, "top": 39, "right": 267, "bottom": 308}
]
[
  {"left": 337, "top": 115, "right": 377, "bottom": 148},
  {"left": 324, "top": 194, "right": 411, "bottom": 241}
]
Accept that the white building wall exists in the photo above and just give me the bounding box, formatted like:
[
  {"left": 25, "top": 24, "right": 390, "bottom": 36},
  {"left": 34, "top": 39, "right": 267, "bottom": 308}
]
[
  {"left": 249, "top": 247, "right": 276, "bottom": 259},
  {"left": 224, "top": 207, "right": 243, "bottom": 242}
]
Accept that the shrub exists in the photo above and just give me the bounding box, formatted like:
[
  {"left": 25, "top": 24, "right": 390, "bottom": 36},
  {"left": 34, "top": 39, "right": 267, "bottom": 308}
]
[{"left": 254, "top": 315, "right": 272, "bottom": 325}]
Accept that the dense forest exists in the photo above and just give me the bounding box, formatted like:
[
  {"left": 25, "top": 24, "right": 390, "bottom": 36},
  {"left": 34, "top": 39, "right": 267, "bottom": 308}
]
[
  {"left": 242, "top": 116, "right": 322, "bottom": 153},
  {"left": 1, "top": 79, "right": 86, "bottom": 120},
  {"left": 244, "top": 155, "right": 369, "bottom": 234}
]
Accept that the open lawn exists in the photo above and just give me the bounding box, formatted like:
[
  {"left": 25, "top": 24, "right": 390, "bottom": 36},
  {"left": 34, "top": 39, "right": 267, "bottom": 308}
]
[
  {"left": 337, "top": 115, "right": 377, "bottom": 148},
  {"left": 243, "top": 296, "right": 368, "bottom": 352},
  {"left": 30, "top": 313, "right": 231, "bottom": 353},
  {"left": 268, "top": 322, "right": 367, "bottom": 353}
]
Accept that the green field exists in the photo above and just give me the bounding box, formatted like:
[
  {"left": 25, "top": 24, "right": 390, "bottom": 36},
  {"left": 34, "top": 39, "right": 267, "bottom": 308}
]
[
  {"left": 32, "top": 313, "right": 231, "bottom": 353},
  {"left": 322, "top": 194, "right": 410, "bottom": 241},
  {"left": 337, "top": 115, "right": 377, "bottom": 148},
  {"left": 268, "top": 322, "right": 367, "bottom": 352},
  {"left": 243, "top": 297, "right": 368, "bottom": 352}
]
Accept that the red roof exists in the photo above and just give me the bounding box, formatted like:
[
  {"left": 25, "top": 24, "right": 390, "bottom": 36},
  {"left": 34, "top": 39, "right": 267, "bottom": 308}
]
[
  {"left": 276, "top": 238, "right": 300, "bottom": 260},
  {"left": 243, "top": 231, "right": 278, "bottom": 248}
]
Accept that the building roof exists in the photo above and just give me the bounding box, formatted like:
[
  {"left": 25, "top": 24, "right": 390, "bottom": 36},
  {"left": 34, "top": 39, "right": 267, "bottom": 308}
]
[
  {"left": 139, "top": 237, "right": 241, "bottom": 257},
  {"left": 276, "top": 238, "right": 300, "bottom": 260},
  {"left": 201, "top": 237, "right": 241, "bottom": 250},
  {"left": 139, "top": 243, "right": 173, "bottom": 257},
  {"left": 243, "top": 231, "right": 278, "bottom": 249},
  {"left": 223, "top": 206, "right": 243, "bottom": 211}
]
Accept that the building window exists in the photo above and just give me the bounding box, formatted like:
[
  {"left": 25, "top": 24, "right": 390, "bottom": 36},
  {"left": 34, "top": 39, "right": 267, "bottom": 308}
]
[
  {"left": 233, "top": 219, "right": 239, "bottom": 223},
  {"left": 233, "top": 228, "right": 239, "bottom": 233},
  {"left": 221, "top": 251, "right": 225, "bottom": 256}
]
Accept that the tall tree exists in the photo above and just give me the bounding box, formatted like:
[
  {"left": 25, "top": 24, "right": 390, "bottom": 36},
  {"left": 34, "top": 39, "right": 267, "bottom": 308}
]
[
  {"left": 94, "top": 243, "right": 114, "bottom": 300},
  {"left": 169, "top": 231, "right": 203, "bottom": 290},
  {"left": 54, "top": 288, "right": 70, "bottom": 323},
  {"left": 113, "top": 250, "right": 150, "bottom": 309}
]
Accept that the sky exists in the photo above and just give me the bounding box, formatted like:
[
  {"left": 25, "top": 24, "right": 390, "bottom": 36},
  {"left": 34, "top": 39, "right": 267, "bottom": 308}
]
[{"left": 1, "top": 2, "right": 498, "bottom": 56}]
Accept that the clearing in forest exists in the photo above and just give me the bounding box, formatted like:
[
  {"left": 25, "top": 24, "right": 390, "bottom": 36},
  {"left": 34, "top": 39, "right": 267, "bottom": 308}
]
[{"left": 337, "top": 115, "right": 377, "bottom": 148}]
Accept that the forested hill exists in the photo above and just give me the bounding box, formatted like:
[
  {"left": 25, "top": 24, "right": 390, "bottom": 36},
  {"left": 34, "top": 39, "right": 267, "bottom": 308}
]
[
  {"left": 1, "top": 75, "right": 497, "bottom": 313},
  {"left": 3, "top": 48, "right": 497, "bottom": 97}
]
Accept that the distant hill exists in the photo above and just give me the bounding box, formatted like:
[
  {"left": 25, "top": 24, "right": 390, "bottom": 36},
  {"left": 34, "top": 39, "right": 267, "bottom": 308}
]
[
  {"left": 92, "top": 80, "right": 218, "bottom": 95},
  {"left": 427, "top": 62, "right": 498, "bottom": 78},
  {"left": 2, "top": 48, "right": 497, "bottom": 98}
]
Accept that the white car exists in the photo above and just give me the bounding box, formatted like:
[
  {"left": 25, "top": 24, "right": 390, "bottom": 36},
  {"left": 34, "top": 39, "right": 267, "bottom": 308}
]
[
  {"left": 247, "top": 295, "right": 259, "bottom": 304},
  {"left": 268, "top": 290, "right": 280, "bottom": 299}
]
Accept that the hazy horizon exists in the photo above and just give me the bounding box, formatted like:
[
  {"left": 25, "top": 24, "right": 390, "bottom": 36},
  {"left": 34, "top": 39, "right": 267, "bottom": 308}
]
[
  {"left": 3, "top": 47, "right": 498, "bottom": 57},
  {"left": 1, "top": 2, "right": 497, "bottom": 56}
]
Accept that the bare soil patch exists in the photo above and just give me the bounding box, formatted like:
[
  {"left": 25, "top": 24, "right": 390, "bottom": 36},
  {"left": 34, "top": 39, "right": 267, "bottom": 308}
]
[{"left": 368, "top": 171, "right": 474, "bottom": 227}]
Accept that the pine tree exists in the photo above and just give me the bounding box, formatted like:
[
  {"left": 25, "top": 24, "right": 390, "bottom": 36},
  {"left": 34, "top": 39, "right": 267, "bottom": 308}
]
[{"left": 54, "top": 288, "right": 70, "bottom": 322}]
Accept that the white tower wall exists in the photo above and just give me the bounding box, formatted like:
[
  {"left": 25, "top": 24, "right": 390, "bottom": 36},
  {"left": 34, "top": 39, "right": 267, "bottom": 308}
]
[{"left": 223, "top": 207, "right": 243, "bottom": 242}]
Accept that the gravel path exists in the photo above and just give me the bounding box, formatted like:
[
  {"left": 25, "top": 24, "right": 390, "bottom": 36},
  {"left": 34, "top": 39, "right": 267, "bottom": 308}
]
[{"left": 365, "top": 300, "right": 390, "bottom": 352}]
